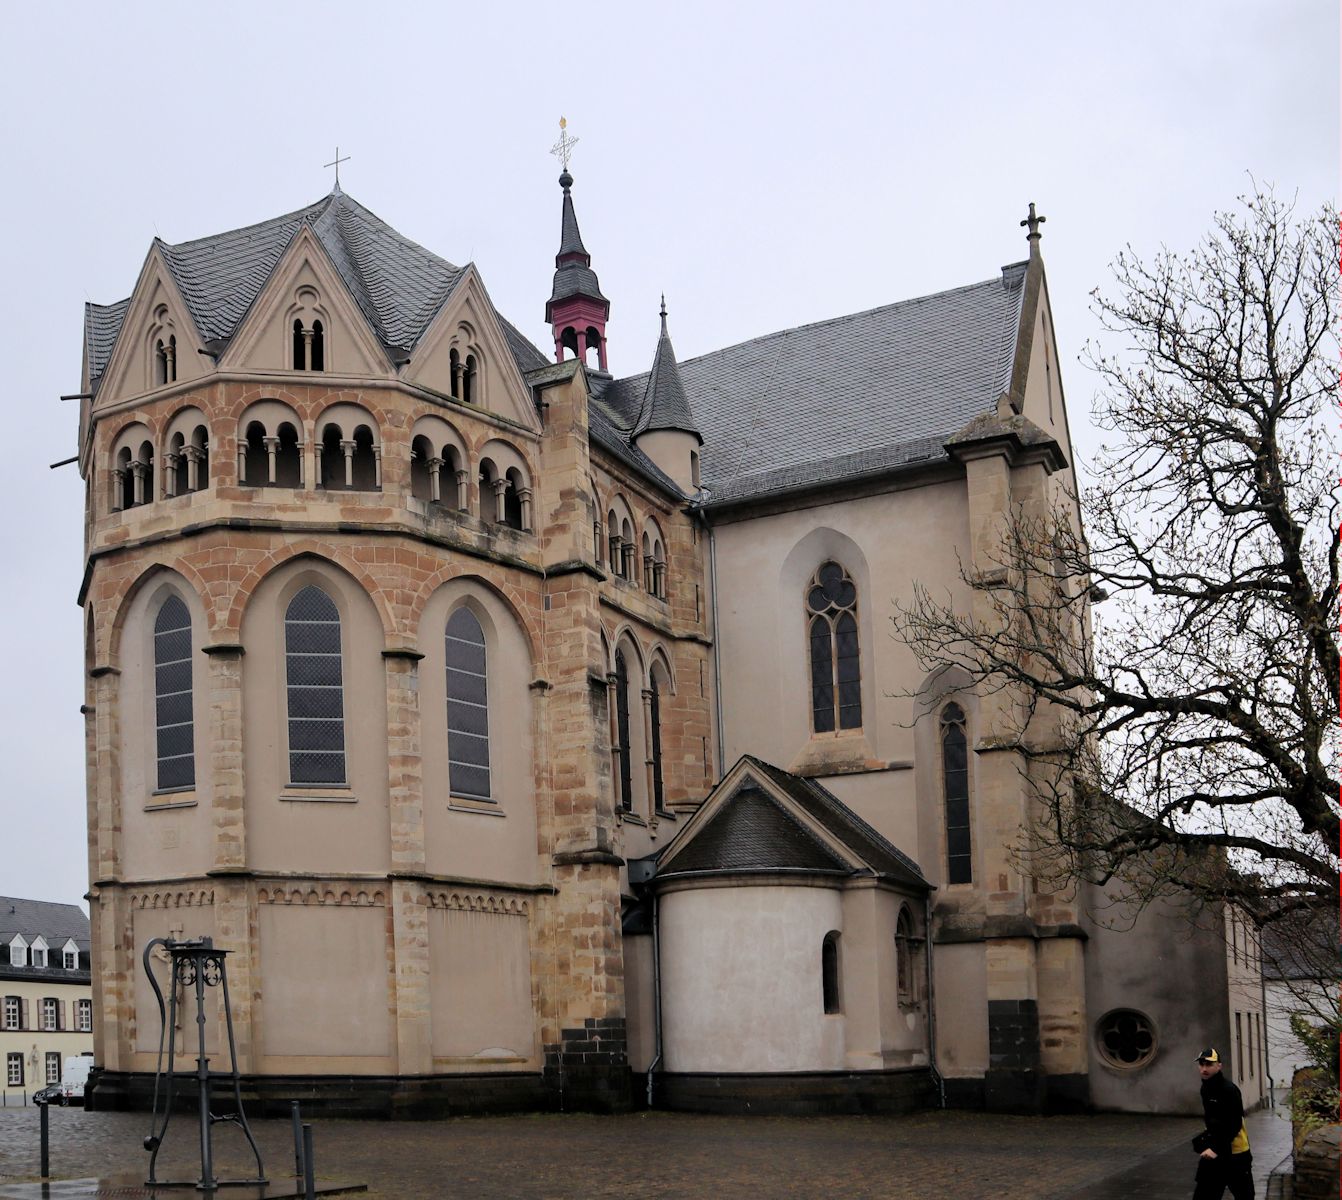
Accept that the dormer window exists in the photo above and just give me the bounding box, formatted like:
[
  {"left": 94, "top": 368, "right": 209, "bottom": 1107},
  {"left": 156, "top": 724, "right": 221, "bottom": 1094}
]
[
  {"left": 8, "top": 936, "right": 26, "bottom": 968},
  {"left": 61, "top": 940, "right": 79, "bottom": 970},
  {"left": 30, "top": 937, "right": 48, "bottom": 969}
]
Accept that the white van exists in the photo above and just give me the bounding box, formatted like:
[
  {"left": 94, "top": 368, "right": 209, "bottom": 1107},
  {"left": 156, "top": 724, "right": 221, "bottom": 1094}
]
[{"left": 58, "top": 1056, "right": 91, "bottom": 1105}]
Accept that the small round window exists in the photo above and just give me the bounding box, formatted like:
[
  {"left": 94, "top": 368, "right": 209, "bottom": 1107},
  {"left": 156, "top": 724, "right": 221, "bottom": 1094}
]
[{"left": 1096, "top": 1009, "right": 1157, "bottom": 1069}]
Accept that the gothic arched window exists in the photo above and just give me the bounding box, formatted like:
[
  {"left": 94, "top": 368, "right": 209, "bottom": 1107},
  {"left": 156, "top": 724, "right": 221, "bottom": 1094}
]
[
  {"left": 284, "top": 586, "right": 346, "bottom": 785},
  {"left": 941, "top": 702, "right": 972, "bottom": 884},
  {"left": 614, "top": 650, "right": 633, "bottom": 811},
  {"left": 446, "top": 608, "right": 491, "bottom": 802},
  {"left": 153, "top": 595, "right": 195, "bottom": 791},
  {"left": 807, "top": 561, "right": 861, "bottom": 733}
]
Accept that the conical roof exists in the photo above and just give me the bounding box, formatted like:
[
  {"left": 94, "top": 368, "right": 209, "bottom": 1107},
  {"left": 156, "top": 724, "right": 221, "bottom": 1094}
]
[{"left": 634, "top": 301, "right": 700, "bottom": 441}]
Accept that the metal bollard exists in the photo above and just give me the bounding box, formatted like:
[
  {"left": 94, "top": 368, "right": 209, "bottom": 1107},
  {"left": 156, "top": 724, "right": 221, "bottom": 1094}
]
[
  {"left": 302, "top": 1123, "right": 315, "bottom": 1200},
  {"left": 39, "top": 1101, "right": 49, "bottom": 1178},
  {"left": 291, "top": 1101, "right": 304, "bottom": 1179}
]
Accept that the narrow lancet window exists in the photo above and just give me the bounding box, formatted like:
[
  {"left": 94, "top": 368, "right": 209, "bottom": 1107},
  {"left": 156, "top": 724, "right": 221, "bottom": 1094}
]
[{"left": 941, "top": 702, "right": 972, "bottom": 884}]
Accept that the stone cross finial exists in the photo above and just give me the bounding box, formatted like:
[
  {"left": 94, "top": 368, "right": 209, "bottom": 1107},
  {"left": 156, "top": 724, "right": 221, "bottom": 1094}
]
[
  {"left": 324, "top": 147, "right": 351, "bottom": 187},
  {"left": 550, "top": 117, "right": 579, "bottom": 173},
  {"left": 1021, "top": 202, "right": 1046, "bottom": 246}
]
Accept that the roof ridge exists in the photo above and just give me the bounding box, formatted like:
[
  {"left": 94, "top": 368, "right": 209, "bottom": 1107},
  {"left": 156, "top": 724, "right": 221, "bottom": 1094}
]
[
  {"left": 678, "top": 273, "right": 1020, "bottom": 370},
  {"left": 160, "top": 195, "right": 335, "bottom": 251}
]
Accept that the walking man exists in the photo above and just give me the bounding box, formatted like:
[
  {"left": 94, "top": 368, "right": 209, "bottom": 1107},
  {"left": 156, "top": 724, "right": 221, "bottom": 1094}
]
[{"left": 1193, "top": 1047, "right": 1254, "bottom": 1199}]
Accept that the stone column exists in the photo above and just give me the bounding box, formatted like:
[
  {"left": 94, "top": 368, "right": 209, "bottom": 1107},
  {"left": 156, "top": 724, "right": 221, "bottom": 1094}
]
[
  {"left": 185, "top": 446, "right": 202, "bottom": 492},
  {"left": 340, "top": 440, "right": 356, "bottom": 488},
  {"left": 111, "top": 468, "right": 125, "bottom": 512},
  {"left": 491, "top": 478, "right": 508, "bottom": 523},
  {"left": 640, "top": 688, "right": 655, "bottom": 819},
  {"left": 519, "top": 488, "right": 533, "bottom": 533},
  {"left": 455, "top": 470, "right": 469, "bottom": 511},
  {"left": 163, "top": 453, "right": 180, "bottom": 498},
  {"left": 427, "top": 457, "right": 442, "bottom": 503},
  {"left": 237, "top": 444, "right": 249, "bottom": 484},
  {"left": 131, "top": 462, "right": 146, "bottom": 506},
  {"left": 262, "top": 436, "right": 279, "bottom": 484},
  {"left": 373, "top": 445, "right": 383, "bottom": 489}
]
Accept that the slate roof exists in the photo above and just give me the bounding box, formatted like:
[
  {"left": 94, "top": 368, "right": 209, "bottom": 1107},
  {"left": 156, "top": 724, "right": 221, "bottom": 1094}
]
[
  {"left": 547, "top": 172, "right": 608, "bottom": 313},
  {"left": 1260, "top": 907, "right": 1339, "bottom": 982},
  {"left": 84, "top": 188, "right": 498, "bottom": 390},
  {"left": 658, "top": 264, "right": 1029, "bottom": 507},
  {"left": 659, "top": 787, "right": 851, "bottom": 878},
  {"left": 586, "top": 374, "right": 690, "bottom": 498},
  {"left": 633, "top": 312, "right": 701, "bottom": 440},
  {"left": 659, "top": 756, "right": 930, "bottom": 890},
  {"left": 0, "top": 898, "right": 90, "bottom": 953}
]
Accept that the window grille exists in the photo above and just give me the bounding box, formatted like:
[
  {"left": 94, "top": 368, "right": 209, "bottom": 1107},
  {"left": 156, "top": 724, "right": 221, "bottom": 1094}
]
[
  {"left": 45, "top": 1053, "right": 60, "bottom": 1085},
  {"left": 77, "top": 999, "right": 92, "bottom": 1032},
  {"left": 2, "top": 997, "right": 18, "bottom": 1030},
  {"left": 7, "top": 1053, "right": 22, "bottom": 1086},
  {"left": 807, "top": 562, "right": 861, "bottom": 732},
  {"left": 41, "top": 998, "right": 57, "bottom": 1031},
  {"left": 285, "top": 586, "right": 346, "bottom": 785},
  {"left": 446, "top": 608, "right": 491, "bottom": 801},
  {"left": 154, "top": 596, "right": 195, "bottom": 790},
  {"left": 941, "top": 703, "right": 972, "bottom": 884}
]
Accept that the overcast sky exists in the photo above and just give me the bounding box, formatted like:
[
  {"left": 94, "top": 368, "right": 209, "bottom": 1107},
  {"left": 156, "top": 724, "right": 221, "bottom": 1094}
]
[{"left": 0, "top": 2, "right": 1335, "bottom": 909}]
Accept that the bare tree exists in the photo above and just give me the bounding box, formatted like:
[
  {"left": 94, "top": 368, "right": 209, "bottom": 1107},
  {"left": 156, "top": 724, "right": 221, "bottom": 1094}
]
[{"left": 895, "top": 188, "right": 1339, "bottom": 923}]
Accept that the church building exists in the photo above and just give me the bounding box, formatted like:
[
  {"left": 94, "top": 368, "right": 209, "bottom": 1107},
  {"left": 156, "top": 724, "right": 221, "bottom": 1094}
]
[{"left": 74, "top": 151, "right": 1264, "bottom": 1118}]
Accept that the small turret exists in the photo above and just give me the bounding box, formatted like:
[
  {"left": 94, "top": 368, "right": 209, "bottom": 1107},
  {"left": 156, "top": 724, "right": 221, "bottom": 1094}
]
[
  {"left": 545, "top": 164, "right": 610, "bottom": 371},
  {"left": 632, "top": 297, "right": 702, "bottom": 494}
]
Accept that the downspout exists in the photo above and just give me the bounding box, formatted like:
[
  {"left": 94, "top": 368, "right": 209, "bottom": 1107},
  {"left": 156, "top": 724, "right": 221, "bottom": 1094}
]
[
  {"left": 925, "top": 890, "right": 945, "bottom": 1107},
  {"left": 1258, "top": 929, "right": 1274, "bottom": 1104},
  {"left": 645, "top": 887, "right": 663, "bottom": 1108}
]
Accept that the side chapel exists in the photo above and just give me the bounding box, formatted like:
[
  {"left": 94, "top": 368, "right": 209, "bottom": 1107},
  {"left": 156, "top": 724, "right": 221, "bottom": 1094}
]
[{"left": 75, "top": 150, "right": 1264, "bottom": 1117}]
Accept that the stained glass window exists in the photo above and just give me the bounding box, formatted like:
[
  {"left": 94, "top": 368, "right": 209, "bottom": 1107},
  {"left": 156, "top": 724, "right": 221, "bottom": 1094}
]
[
  {"left": 446, "top": 608, "right": 491, "bottom": 801},
  {"left": 154, "top": 596, "right": 195, "bottom": 791},
  {"left": 285, "top": 586, "right": 346, "bottom": 785},
  {"left": 941, "top": 703, "right": 971, "bottom": 884}
]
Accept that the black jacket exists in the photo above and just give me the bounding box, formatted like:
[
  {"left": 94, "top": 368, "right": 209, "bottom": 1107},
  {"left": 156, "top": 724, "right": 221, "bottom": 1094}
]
[{"left": 1200, "top": 1070, "right": 1247, "bottom": 1158}]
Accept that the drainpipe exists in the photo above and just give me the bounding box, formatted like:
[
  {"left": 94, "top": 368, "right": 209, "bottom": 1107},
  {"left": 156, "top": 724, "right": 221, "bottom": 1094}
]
[
  {"left": 925, "top": 889, "right": 945, "bottom": 1107},
  {"left": 645, "top": 888, "right": 663, "bottom": 1108}
]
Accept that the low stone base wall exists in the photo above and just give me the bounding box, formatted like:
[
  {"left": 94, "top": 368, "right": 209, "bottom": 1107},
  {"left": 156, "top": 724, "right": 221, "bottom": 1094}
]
[
  {"left": 1293, "top": 1125, "right": 1341, "bottom": 1200},
  {"left": 87, "top": 1069, "right": 562, "bottom": 1119},
  {"left": 652, "top": 1068, "right": 934, "bottom": 1115}
]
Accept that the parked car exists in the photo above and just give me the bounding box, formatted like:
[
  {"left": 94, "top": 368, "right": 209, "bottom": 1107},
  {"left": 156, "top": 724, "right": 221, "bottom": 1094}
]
[{"left": 33, "top": 1084, "right": 65, "bottom": 1106}]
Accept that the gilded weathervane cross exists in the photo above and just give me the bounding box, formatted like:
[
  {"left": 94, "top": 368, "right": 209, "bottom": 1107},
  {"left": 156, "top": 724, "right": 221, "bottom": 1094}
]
[
  {"left": 324, "top": 146, "right": 351, "bottom": 187},
  {"left": 550, "top": 117, "right": 579, "bottom": 172}
]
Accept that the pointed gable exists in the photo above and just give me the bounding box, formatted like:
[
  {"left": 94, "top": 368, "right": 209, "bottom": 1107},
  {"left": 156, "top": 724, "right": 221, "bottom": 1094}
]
[
  {"left": 660, "top": 787, "right": 850, "bottom": 877},
  {"left": 656, "top": 756, "right": 930, "bottom": 889}
]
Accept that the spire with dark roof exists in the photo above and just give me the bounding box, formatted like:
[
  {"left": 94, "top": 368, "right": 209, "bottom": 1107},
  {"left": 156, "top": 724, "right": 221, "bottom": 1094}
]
[
  {"left": 545, "top": 169, "right": 610, "bottom": 369},
  {"left": 633, "top": 297, "right": 701, "bottom": 442}
]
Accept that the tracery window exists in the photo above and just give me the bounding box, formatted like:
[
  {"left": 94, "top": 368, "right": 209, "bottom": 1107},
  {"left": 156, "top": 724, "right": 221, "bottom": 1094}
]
[
  {"left": 293, "top": 319, "right": 326, "bottom": 371},
  {"left": 807, "top": 561, "right": 861, "bottom": 733},
  {"left": 614, "top": 651, "right": 633, "bottom": 811},
  {"left": 941, "top": 702, "right": 972, "bottom": 884},
  {"left": 153, "top": 595, "right": 195, "bottom": 791},
  {"left": 284, "top": 586, "right": 346, "bottom": 785},
  {"left": 446, "top": 608, "right": 491, "bottom": 802},
  {"left": 1096, "top": 1009, "right": 1157, "bottom": 1069}
]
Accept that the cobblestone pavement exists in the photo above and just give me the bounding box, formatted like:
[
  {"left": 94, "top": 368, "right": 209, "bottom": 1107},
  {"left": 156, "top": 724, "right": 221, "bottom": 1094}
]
[{"left": 0, "top": 1105, "right": 1207, "bottom": 1199}]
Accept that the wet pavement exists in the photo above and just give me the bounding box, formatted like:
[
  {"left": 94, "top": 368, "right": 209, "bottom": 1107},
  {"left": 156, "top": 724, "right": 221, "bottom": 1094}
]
[{"left": 0, "top": 1103, "right": 1269, "bottom": 1199}]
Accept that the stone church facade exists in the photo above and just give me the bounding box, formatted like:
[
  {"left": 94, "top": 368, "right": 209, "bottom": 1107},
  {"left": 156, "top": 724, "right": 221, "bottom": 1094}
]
[{"left": 75, "top": 168, "right": 1262, "bottom": 1117}]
